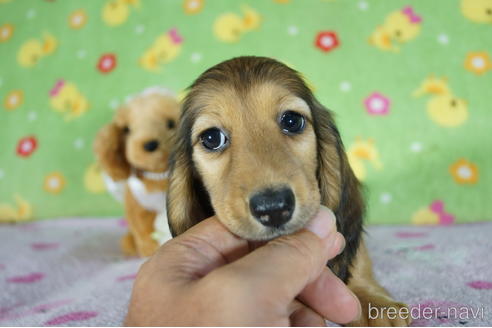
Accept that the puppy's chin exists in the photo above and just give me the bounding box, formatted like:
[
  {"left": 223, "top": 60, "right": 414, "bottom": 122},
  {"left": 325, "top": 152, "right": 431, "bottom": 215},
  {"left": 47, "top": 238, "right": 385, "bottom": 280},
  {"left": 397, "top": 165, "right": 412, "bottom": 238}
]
[
  {"left": 127, "top": 152, "right": 169, "bottom": 173},
  {"left": 220, "top": 206, "right": 319, "bottom": 241}
]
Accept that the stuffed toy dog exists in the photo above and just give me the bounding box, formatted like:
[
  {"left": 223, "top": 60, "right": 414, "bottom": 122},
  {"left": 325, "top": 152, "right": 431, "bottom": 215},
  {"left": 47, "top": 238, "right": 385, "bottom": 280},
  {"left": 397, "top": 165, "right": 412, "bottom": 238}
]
[{"left": 94, "top": 87, "right": 180, "bottom": 257}]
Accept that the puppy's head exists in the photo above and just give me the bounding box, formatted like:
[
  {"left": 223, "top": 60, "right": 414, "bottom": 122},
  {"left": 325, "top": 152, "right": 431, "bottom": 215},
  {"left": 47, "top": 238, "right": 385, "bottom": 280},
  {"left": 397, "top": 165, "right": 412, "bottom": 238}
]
[
  {"left": 168, "top": 57, "right": 363, "bottom": 247},
  {"left": 113, "top": 90, "right": 180, "bottom": 172}
]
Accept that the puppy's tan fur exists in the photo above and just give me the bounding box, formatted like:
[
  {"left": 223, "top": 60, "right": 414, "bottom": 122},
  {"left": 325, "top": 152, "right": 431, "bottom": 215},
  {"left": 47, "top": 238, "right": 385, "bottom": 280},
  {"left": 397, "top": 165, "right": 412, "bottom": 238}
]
[
  {"left": 94, "top": 91, "right": 179, "bottom": 257},
  {"left": 167, "top": 57, "right": 410, "bottom": 326},
  {"left": 189, "top": 83, "right": 322, "bottom": 239}
]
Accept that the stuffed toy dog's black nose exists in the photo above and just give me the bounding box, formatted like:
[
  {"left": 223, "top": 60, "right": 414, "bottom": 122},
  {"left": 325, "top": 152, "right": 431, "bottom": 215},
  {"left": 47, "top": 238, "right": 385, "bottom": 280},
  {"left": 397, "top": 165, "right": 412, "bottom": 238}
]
[
  {"left": 249, "top": 187, "right": 295, "bottom": 228},
  {"left": 143, "top": 140, "right": 159, "bottom": 152}
]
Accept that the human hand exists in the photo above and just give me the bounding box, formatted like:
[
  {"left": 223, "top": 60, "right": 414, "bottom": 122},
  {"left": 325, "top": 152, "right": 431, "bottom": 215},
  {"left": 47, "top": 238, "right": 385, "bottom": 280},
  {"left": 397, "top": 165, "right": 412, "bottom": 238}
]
[{"left": 125, "top": 206, "right": 361, "bottom": 326}]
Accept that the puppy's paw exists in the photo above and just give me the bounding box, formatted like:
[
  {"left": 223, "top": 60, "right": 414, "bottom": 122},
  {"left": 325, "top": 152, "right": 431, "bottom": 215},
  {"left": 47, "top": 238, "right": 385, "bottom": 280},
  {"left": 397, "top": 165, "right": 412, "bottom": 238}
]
[
  {"left": 121, "top": 232, "right": 137, "bottom": 256},
  {"left": 349, "top": 294, "right": 411, "bottom": 327},
  {"left": 136, "top": 239, "right": 159, "bottom": 258}
]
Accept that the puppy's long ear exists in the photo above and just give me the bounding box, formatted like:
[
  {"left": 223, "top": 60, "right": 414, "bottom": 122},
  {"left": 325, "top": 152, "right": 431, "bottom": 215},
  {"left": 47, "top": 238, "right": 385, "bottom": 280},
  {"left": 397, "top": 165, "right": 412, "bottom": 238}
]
[
  {"left": 167, "top": 111, "right": 214, "bottom": 237},
  {"left": 93, "top": 107, "right": 131, "bottom": 181},
  {"left": 310, "top": 99, "right": 364, "bottom": 283}
]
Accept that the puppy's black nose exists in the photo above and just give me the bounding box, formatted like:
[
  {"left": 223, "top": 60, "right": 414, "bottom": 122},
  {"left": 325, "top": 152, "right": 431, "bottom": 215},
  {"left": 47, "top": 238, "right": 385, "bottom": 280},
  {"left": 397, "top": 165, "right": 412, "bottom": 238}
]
[
  {"left": 249, "top": 188, "right": 295, "bottom": 228},
  {"left": 143, "top": 140, "right": 159, "bottom": 152}
]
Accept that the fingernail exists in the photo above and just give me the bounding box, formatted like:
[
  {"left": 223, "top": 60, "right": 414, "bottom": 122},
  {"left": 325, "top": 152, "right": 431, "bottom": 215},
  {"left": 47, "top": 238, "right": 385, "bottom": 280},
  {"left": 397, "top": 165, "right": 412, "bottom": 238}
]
[{"left": 305, "top": 206, "right": 336, "bottom": 239}]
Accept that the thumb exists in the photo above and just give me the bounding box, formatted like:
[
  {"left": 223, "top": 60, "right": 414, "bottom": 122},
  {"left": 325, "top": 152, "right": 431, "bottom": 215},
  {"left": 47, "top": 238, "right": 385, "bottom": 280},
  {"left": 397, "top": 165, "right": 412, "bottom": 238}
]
[{"left": 212, "top": 207, "right": 341, "bottom": 304}]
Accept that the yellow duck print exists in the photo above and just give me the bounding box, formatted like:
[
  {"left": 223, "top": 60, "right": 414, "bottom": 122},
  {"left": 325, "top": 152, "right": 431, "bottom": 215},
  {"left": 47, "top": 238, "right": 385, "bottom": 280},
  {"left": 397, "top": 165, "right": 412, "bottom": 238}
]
[
  {"left": 411, "top": 207, "right": 440, "bottom": 225},
  {"left": 17, "top": 32, "right": 57, "bottom": 68},
  {"left": 413, "top": 76, "right": 468, "bottom": 127},
  {"left": 102, "top": 0, "right": 140, "bottom": 26},
  {"left": 347, "top": 138, "right": 383, "bottom": 181},
  {"left": 369, "top": 6, "right": 422, "bottom": 52},
  {"left": 140, "top": 28, "right": 183, "bottom": 72},
  {"left": 49, "top": 80, "right": 89, "bottom": 120},
  {"left": 213, "top": 5, "right": 261, "bottom": 43},
  {"left": 412, "top": 200, "right": 455, "bottom": 225},
  {"left": 461, "top": 0, "right": 492, "bottom": 24},
  {"left": 84, "top": 162, "right": 106, "bottom": 194},
  {"left": 0, "top": 194, "right": 32, "bottom": 222}
]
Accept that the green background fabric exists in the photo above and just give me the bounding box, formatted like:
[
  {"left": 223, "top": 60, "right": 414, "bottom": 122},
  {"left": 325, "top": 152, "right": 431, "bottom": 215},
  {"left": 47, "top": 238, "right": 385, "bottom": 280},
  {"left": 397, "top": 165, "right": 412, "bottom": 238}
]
[{"left": 0, "top": 0, "right": 490, "bottom": 224}]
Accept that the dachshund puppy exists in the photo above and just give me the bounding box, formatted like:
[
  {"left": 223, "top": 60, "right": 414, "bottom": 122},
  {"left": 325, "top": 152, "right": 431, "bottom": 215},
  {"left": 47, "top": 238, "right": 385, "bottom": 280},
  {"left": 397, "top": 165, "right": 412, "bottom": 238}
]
[
  {"left": 167, "top": 57, "right": 410, "bottom": 326},
  {"left": 94, "top": 87, "right": 180, "bottom": 257}
]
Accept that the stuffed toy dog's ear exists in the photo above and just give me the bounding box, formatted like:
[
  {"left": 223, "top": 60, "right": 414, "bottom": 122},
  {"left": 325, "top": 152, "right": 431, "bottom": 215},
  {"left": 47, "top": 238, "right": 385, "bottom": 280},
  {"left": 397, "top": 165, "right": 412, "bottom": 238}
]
[
  {"left": 167, "top": 113, "right": 214, "bottom": 237},
  {"left": 310, "top": 98, "right": 364, "bottom": 283},
  {"left": 93, "top": 107, "right": 131, "bottom": 181}
]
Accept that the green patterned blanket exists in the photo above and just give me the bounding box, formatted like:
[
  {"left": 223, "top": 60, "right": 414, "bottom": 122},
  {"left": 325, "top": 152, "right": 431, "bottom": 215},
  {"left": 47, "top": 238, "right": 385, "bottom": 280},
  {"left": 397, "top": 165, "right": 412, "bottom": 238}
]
[{"left": 0, "top": 0, "right": 490, "bottom": 224}]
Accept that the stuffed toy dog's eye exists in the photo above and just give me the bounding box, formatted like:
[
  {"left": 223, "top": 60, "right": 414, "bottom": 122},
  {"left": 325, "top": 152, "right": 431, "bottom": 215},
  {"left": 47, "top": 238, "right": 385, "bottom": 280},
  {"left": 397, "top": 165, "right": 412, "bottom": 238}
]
[
  {"left": 123, "top": 126, "right": 130, "bottom": 134},
  {"left": 200, "top": 128, "right": 228, "bottom": 151},
  {"left": 167, "top": 119, "right": 176, "bottom": 129},
  {"left": 279, "top": 111, "right": 305, "bottom": 135}
]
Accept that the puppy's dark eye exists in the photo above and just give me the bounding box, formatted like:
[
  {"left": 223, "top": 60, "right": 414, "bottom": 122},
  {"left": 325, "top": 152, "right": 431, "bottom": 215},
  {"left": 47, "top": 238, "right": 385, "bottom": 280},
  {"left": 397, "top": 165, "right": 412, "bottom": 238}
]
[
  {"left": 200, "top": 128, "right": 228, "bottom": 151},
  {"left": 167, "top": 119, "right": 176, "bottom": 129},
  {"left": 123, "top": 126, "right": 130, "bottom": 134},
  {"left": 279, "top": 111, "right": 305, "bottom": 135}
]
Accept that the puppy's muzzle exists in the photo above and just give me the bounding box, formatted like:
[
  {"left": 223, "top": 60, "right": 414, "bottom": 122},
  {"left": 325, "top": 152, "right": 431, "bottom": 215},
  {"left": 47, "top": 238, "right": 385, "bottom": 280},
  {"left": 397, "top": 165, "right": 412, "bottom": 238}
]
[{"left": 249, "top": 187, "right": 295, "bottom": 228}]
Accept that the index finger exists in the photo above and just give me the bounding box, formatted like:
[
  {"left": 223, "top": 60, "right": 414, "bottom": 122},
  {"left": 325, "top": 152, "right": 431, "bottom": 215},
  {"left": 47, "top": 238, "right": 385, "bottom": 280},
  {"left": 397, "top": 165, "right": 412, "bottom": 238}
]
[{"left": 151, "top": 217, "right": 250, "bottom": 281}]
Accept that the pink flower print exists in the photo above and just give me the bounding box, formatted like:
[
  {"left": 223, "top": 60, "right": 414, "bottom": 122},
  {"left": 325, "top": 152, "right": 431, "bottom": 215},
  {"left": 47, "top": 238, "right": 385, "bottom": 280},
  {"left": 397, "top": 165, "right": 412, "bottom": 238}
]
[
  {"left": 467, "top": 281, "right": 492, "bottom": 290},
  {"left": 0, "top": 300, "right": 73, "bottom": 322},
  {"left": 364, "top": 92, "right": 390, "bottom": 115},
  {"left": 31, "top": 242, "right": 59, "bottom": 250},
  {"left": 395, "top": 231, "right": 428, "bottom": 238},
  {"left": 45, "top": 311, "right": 98, "bottom": 325},
  {"left": 7, "top": 272, "right": 44, "bottom": 283},
  {"left": 414, "top": 243, "right": 435, "bottom": 251},
  {"left": 116, "top": 273, "right": 137, "bottom": 282}
]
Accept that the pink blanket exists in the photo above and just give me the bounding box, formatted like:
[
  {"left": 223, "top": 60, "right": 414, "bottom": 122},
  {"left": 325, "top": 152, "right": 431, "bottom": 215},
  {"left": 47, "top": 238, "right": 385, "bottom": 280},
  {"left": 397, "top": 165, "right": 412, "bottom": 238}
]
[{"left": 0, "top": 218, "right": 491, "bottom": 326}]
